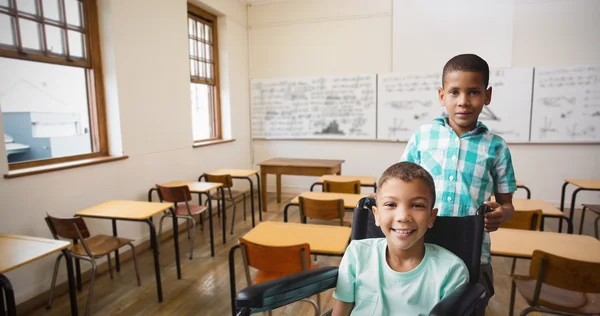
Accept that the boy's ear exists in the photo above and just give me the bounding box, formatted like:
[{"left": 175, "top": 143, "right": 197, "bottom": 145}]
[
  {"left": 428, "top": 208, "right": 438, "bottom": 228},
  {"left": 372, "top": 205, "right": 381, "bottom": 227},
  {"left": 484, "top": 86, "right": 492, "bottom": 105},
  {"left": 438, "top": 87, "right": 445, "bottom": 106}
]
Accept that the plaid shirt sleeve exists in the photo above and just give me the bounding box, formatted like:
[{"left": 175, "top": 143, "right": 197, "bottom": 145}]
[
  {"left": 401, "top": 132, "right": 420, "bottom": 163},
  {"left": 491, "top": 141, "right": 517, "bottom": 194}
]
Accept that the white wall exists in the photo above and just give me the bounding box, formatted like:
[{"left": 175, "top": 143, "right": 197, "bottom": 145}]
[
  {"left": 0, "top": 0, "right": 249, "bottom": 303},
  {"left": 248, "top": 0, "right": 600, "bottom": 205}
]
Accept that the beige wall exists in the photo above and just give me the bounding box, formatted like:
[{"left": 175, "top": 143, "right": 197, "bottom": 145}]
[{"left": 0, "top": 0, "right": 249, "bottom": 303}]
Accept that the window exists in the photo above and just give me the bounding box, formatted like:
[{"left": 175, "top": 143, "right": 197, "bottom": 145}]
[
  {"left": 188, "top": 4, "right": 221, "bottom": 142},
  {"left": 0, "top": 0, "right": 107, "bottom": 170}
]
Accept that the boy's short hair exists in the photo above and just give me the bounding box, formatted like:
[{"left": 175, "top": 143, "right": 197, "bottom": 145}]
[
  {"left": 378, "top": 162, "right": 436, "bottom": 208},
  {"left": 442, "top": 54, "right": 490, "bottom": 88}
]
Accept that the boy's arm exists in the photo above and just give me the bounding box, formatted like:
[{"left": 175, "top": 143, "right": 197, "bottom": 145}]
[
  {"left": 332, "top": 301, "right": 355, "bottom": 316},
  {"left": 400, "top": 132, "right": 420, "bottom": 163},
  {"left": 486, "top": 143, "right": 517, "bottom": 231}
]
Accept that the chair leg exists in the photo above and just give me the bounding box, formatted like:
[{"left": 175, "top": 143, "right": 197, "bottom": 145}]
[
  {"left": 230, "top": 200, "right": 237, "bottom": 235},
  {"left": 187, "top": 217, "right": 196, "bottom": 260},
  {"left": 199, "top": 212, "right": 204, "bottom": 231},
  {"left": 46, "top": 253, "right": 64, "bottom": 309},
  {"left": 594, "top": 215, "right": 600, "bottom": 239},
  {"left": 510, "top": 258, "right": 517, "bottom": 275},
  {"left": 509, "top": 280, "right": 517, "bottom": 316},
  {"left": 157, "top": 214, "right": 169, "bottom": 254},
  {"left": 84, "top": 259, "right": 97, "bottom": 316},
  {"left": 127, "top": 243, "right": 142, "bottom": 286},
  {"left": 519, "top": 307, "right": 536, "bottom": 316},
  {"left": 316, "top": 293, "right": 321, "bottom": 315},
  {"left": 579, "top": 206, "right": 588, "bottom": 235},
  {"left": 243, "top": 194, "right": 247, "bottom": 221},
  {"left": 107, "top": 253, "right": 114, "bottom": 280},
  {"left": 187, "top": 219, "right": 191, "bottom": 240}
]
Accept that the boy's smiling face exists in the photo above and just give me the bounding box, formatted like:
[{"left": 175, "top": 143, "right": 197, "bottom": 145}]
[
  {"left": 372, "top": 178, "right": 437, "bottom": 252},
  {"left": 438, "top": 71, "right": 492, "bottom": 136}
]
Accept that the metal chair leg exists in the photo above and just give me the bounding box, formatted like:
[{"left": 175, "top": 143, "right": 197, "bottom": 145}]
[
  {"left": 230, "top": 200, "right": 237, "bottom": 235},
  {"left": 107, "top": 253, "right": 114, "bottom": 279},
  {"left": 84, "top": 259, "right": 97, "bottom": 316},
  {"left": 509, "top": 280, "right": 517, "bottom": 316},
  {"left": 157, "top": 214, "right": 169, "bottom": 254},
  {"left": 199, "top": 212, "right": 204, "bottom": 231},
  {"left": 187, "top": 219, "right": 191, "bottom": 240},
  {"left": 519, "top": 307, "right": 536, "bottom": 316},
  {"left": 243, "top": 194, "right": 247, "bottom": 221},
  {"left": 127, "top": 242, "right": 142, "bottom": 286},
  {"left": 46, "top": 253, "right": 64, "bottom": 309},
  {"left": 594, "top": 215, "right": 600, "bottom": 239},
  {"left": 187, "top": 217, "right": 196, "bottom": 260}
]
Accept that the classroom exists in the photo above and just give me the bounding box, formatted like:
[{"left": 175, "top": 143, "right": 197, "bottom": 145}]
[{"left": 0, "top": 0, "right": 599, "bottom": 315}]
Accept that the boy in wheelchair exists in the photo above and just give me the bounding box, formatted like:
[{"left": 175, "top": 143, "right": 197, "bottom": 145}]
[{"left": 332, "top": 162, "right": 469, "bottom": 315}]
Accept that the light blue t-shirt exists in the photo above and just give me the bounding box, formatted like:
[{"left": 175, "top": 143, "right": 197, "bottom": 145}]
[{"left": 333, "top": 239, "right": 469, "bottom": 316}]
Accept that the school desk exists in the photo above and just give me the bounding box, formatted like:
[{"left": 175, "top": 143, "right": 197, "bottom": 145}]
[
  {"left": 490, "top": 228, "right": 600, "bottom": 262},
  {"left": 227, "top": 221, "right": 352, "bottom": 315},
  {"left": 75, "top": 200, "right": 173, "bottom": 303},
  {"left": 199, "top": 169, "right": 262, "bottom": 227},
  {"left": 559, "top": 179, "right": 600, "bottom": 233},
  {"left": 512, "top": 198, "right": 572, "bottom": 233},
  {"left": 283, "top": 192, "right": 368, "bottom": 222},
  {"left": 148, "top": 181, "right": 225, "bottom": 252},
  {"left": 0, "top": 234, "right": 76, "bottom": 316},
  {"left": 516, "top": 180, "right": 531, "bottom": 199},
  {"left": 257, "top": 158, "right": 345, "bottom": 208},
  {"left": 309, "top": 175, "right": 377, "bottom": 192}
]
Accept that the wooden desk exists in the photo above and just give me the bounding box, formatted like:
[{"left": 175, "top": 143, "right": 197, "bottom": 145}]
[
  {"left": 0, "top": 235, "right": 77, "bottom": 316},
  {"left": 148, "top": 181, "right": 226, "bottom": 250},
  {"left": 512, "top": 198, "right": 572, "bottom": 232},
  {"left": 559, "top": 179, "right": 600, "bottom": 233},
  {"left": 258, "top": 158, "right": 345, "bottom": 210},
  {"left": 75, "top": 200, "right": 172, "bottom": 303},
  {"left": 310, "top": 175, "right": 377, "bottom": 192},
  {"left": 200, "top": 169, "right": 262, "bottom": 227},
  {"left": 284, "top": 192, "right": 367, "bottom": 222},
  {"left": 515, "top": 180, "right": 531, "bottom": 199},
  {"left": 491, "top": 228, "right": 600, "bottom": 262},
  {"left": 228, "top": 221, "right": 351, "bottom": 315}
]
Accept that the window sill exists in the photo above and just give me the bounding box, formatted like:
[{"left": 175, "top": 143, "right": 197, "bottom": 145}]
[
  {"left": 193, "top": 138, "right": 236, "bottom": 148},
  {"left": 4, "top": 155, "right": 129, "bottom": 179}
]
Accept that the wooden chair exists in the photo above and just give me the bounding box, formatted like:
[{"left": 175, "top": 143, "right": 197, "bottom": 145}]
[
  {"left": 510, "top": 250, "right": 600, "bottom": 316},
  {"left": 579, "top": 204, "right": 600, "bottom": 238},
  {"left": 156, "top": 184, "right": 208, "bottom": 260},
  {"left": 323, "top": 180, "right": 361, "bottom": 194},
  {"left": 203, "top": 173, "right": 247, "bottom": 235},
  {"left": 298, "top": 196, "right": 348, "bottom": 227},
  {"left": 45, "top": 214, "right": 141, "bottom": 316},
  {"left": 239, "top": 238, "right": 320, "bottom": 316}
]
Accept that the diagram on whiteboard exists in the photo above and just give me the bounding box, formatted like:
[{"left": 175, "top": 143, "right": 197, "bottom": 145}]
[{"left": 531, "top": 65, "right": 600, "bottom": 142}]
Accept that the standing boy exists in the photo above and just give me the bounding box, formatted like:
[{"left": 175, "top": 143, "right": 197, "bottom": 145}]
[{"left": 401, "top": 53, "right": 517, "bottom": 315}]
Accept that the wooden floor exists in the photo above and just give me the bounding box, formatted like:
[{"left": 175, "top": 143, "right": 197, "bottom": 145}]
[{"left": 26, "top": 192, "right": 598, "bottom": 316}]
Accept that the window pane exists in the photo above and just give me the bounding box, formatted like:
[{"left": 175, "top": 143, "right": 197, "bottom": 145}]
[
  {"left": 196, "top": 22, "right": 203, "bottom": 40},
  {"left": 190, "top": 59, "right": 197, "bottom": 77},
  {"left": 0, "top": 14, "right": 16, "bottom": 47},
  {"left": 64, "top": 0, "right": 82, "bottom": 28},
  {"left": 1, "top": 57, "right": 92, "bottom": 163},
  {"left": 205, "top": 25, "right": 211, "bottom": 43},
  {"left": 206, "top": 45, "right": 212, "bottom": 62},
  {"left": 67, "top": 30, "right": 84, "bottom": 58},
  {"left": 189, "top": 38, "right": 196, "bottom": 57},
  {"left": 207, "top": 63, "right": 213, "bottom": 80},
  {"left": 199, "top": 61, "right": 206, "bottom": 78},
  {"left": 42, "top": 0, "right": 63, "bottom": 23},
  {"left": 45, "top": 24, "right": 65, "bottom": 55},
  {"left": 16, "top": 0, "right": 39, "bottom": 17},
  {"left": 188, "top": 18, "right": 195, "bottom": 36},
  {"left": 0, "top": 0, "right": 12, "bottom": 9},
  {"left": 191, "top": 83, "right": 214, "bottom": 140},
  {"left": 198, "top": 42, "right": 205, "bottom": 60},
  {"left": 19, "top": 18, "right": 42, "bottom": 51}
]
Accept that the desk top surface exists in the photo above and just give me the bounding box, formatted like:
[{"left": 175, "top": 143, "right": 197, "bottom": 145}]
[
  {"left": 75, "top": 200, "right": 173, "bottom": 220},
  {"left": 0, "top": 234, "right": 69, "bottom": 274},
  {"left": 204, "top": 169, "right": 258, "bottom": 177},
  {"left": 257, "top": 158, "right": 345, "bottom": 168},
  {"left": 154, "top": 181, "right": 223, "bottom": 193},
  {"left": 241, "top": 221, "right": 351, "bottom": 255},
  {"left": 491, "top": 228, "right": 600, "bottom": 262},
  {"left": 314, "top": 175, "right": 377, "bottom": 185},
  {"left": 290, "top": 192, "right": 367, "bottom": 208},
  {"left": 565, "top": 179, "right": 600, "bottom": 190},
  {"left": 512, "top": 199, "right": 563, "bottom": 216}
]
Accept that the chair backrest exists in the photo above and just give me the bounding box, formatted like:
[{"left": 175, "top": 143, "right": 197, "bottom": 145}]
[
  {"left": 156, "top": 184, "right": 192, "bottom": 203},
  {"left": 45, "top": 214, "right": 90, "bottom": 240},
  {"left": 298, "top": 196, "right": 345, "bottom": 226},
  {"left": 239, "top": 238, "right": 311, "bottom": 276},
  {"left": 501, "top": 210, "right": 542, "bottom": 230},
  {"left": 204, "top": 173, "right": 234, "bottom": 188},
  {"left": 351, "top": 197, "right": 484, "bottom": 284},
  {"left": 323, "top": 180, "right": 361, "bottom": 194},
  {"left": 529, "top": 250, "right": 600, "bottom": 294}
]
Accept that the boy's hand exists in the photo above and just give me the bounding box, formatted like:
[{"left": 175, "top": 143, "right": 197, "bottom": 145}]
[{"left": 483, "top": 201, "right": 504, "bottom": 232}]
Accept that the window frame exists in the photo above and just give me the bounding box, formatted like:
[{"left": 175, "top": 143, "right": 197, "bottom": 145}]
[
  {"left": 187, "top": 3, "right": 222, "bottom": 143},
  {"left": 1, "top": 0, "right": 109, "bottom": 171}
]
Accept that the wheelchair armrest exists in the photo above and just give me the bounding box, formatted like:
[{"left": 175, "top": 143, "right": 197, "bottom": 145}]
[
  {"left": 235, "top": 266, "right": 338, "bottom": 314},
  {"left": 429, "top": 283, "right": 486, "bottom": 316}
]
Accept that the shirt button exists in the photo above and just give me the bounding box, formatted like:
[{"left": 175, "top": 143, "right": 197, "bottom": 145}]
[
  {"left": 449, "top": 175, "right": 454, "bottom": 181},
  {"left": 452, "top": 155, "right": 457, "bottom": 161},
  {"left": 447, "top": 197, "right": 452, "bottom": 202}
]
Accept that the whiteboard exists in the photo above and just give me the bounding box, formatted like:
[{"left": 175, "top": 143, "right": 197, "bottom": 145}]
[
  {"left": 377, "top": 68, "right": 534, "bottom": 142},
  {"left": 530, "top": 65, "right": 600, "bottom": 142},
  {"left": 251, "top": 75, "right": 377, "bottom": 139}
]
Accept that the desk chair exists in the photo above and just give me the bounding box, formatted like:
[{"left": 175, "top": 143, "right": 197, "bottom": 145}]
[
  {"left": 323, "top": 180, "right": 360, "bottom": 194},
  {"left": 203, "top": 173, "right": 247, "bottom": 235},
  {"left": 510, "top": 250, "right": 600, "bottom": 316},
  {"left": 298, "top": 196, "right": 349, "bottom": 227},
  {"left": 579, "top": 204, "right": 600, "bottom": 238},
  {"left": 45, "top": 214, "right": 141, "bottom": 316},
  {"left": 234, "top": 197, "right": 487, "bottom": 316}
]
